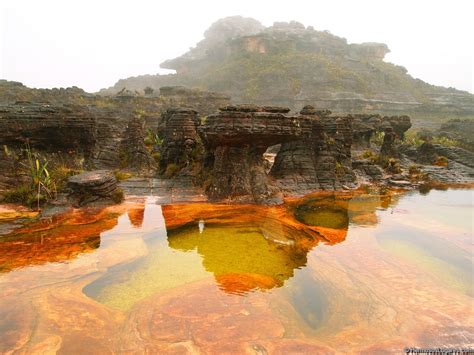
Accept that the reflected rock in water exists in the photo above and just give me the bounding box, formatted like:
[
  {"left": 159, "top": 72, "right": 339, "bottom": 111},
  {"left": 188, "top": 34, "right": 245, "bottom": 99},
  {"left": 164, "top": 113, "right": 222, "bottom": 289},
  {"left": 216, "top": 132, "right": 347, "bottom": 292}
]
[
  {"left": 127, "top": 206, "right": 145, "bottom": 228},
  {"left": 163, "top": 203, "right": 336, "bottom": 295},
  {"left": 292, "top": 190, "right": 399, "bottom": 231},
  {"left": 0, "top": 206, "right": 127, "bottom": 273}
]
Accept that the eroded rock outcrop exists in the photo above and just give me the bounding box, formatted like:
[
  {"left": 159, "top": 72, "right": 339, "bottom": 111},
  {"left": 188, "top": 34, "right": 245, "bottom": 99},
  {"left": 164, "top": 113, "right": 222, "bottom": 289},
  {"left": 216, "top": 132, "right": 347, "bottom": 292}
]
[
  {"left": 270, "top": 106, "right": 356, "bottom": 193},
  {"left": 120, "top": 116, "right": 156, "bottom": 173},
  {"left": 0, "top": 102, "right": 96, "bottom": 156},
  {"left": 352, "top": 114, "right": 411, "bottom": 148},
  {"left": 199, "top": 105, "right": 311, "bottom": 203},
  {"left": 158, "top": 108, "right": 201, "bottom": 175},
  {"left": 0, "top": 101, "right": 157, "bottom": 187},
  {"left": 437, "top": 119, "right": 474, "bottom": 152}
]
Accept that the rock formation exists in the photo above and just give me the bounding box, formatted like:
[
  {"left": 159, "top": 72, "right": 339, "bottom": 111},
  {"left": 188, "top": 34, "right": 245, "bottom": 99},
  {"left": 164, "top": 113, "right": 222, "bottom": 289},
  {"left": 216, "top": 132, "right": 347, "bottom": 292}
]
[
  {"left": 437, "top": 119, "right": 474, "bottom": 152},
  {"left": 67, "top": 170, "right": 121, "bottom": 206},
  {"left": 385, "top": 115, "right": 412, "bottom": 140},
  {"left": 0, "top": 102, "right": 96, "bottom": 156},
  {"left": 270, "top": 106, "right": 356, "bottom": 193},
  {"left": 120, "top": 116, "right": 156, "bottom": 173},
  {"left": 0, "top": 101, "right": 155, "bottom": 172},
  {"left": 198, "top": 105, "right": 311, "bottom": 203},
  {"left": 158, "top": 108, "right": 201, "bottom": 175},
  {"left": 351, "top": 114, "right": 411, "bottom": 148},
  {"left": 380, "top": 126, "right": 398, "bottom": 157},
  {"left": 102, "top": 17, "right": 474, "bottom": 118}
]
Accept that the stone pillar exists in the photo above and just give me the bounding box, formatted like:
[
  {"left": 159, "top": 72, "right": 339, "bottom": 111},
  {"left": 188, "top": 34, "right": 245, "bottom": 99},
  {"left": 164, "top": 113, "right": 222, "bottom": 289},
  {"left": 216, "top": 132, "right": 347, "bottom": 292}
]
[{"left": 159, "top": 107, "right": 200, "bottom": 175}]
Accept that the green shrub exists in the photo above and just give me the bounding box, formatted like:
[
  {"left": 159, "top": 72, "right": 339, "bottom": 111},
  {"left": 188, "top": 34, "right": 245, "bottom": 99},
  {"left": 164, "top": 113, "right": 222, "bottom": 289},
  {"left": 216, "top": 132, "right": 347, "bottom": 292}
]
[
  {"left": 361, "top": 150, "right": 378, "bottom": 162},
  {"left": 434, "top": 155, "right": 449, "bottom": 167},
  {"left": 432, "top": 136, "right": 460, "bottom": 148},
  {"left": 111, "top": 188, "right": 125, "bottom": 204},
  {"left": 2, "top": 185, "right": 34, "bottom": 204},
  {"left": 151, "top": 151, "right": 161, "bottom": 162},
  {"left": 114, "top": 171, "right": 132, "bottom": 181},
  {"left": 404, "top": 131, "right": 424, "bottom": 146},
  {"left": 371, "top": 131, "right": 384, "bottom": 146},
  {"left": 164, "top": 163, "right": 180, "bottom": 178},
  {"left": 51, "top": 165, "right": 80, "bottom": 190},
  {"left": 20, "top": 146, "right": 56, "bottom": 209},
  {"left": 144, "top": 129, "right": 162, "bottom": 146},
  {"left": 408, "top": 164, "right": 421, "bottom": 175}
]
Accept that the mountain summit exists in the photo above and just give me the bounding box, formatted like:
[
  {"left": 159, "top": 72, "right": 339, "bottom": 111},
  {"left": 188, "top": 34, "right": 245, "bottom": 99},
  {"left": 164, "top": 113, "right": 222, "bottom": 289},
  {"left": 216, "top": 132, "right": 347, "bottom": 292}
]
[{"left": 101, "top": 16, "right": 474, "bottom": 117}]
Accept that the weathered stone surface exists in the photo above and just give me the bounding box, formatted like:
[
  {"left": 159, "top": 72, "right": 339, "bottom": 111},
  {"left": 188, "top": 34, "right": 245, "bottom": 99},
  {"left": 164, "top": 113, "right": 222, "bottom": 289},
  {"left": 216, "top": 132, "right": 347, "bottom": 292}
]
[
  {"left": 200, "top": 107, "right": 311, "bottom": 147},
  {"left": 270, "top": 108, "right": 356, "bottom": 193},
  {"left": 158, "top": 107, "right": 201, "bottom": 175},
  {"left": 386, "top": 115, "right": 411, "bottom": 139},
  {"left": 416, "top": 142, "right": 438, "bottom": 164},
  {"left": 351, "top": 114, "right": 411, "bottom": 148},
  {"left": 0, "top": 99, "right": 159, "bottom": 192},
  {"left": 158, "top": 86, "right": 231, "bottom": 118},
  {"left": 352, "top": 159, "right": 384, "bottom": 181},
  {"left": 0, "top": 102, "right": 96, "bottom": 155},
  {"left": 437, "top": 118, "right": 474, "bottom": 152},
  {"left": 351, "top": 114, "right": 382, "bottom": 148},
  {"left": 120, "top": 117, "right": 156, "bottom": 173},
  {"left": 199, "top": 106, "right": 312, "bottom": 202},
  {"left": 67, "top": 170, "right": 119, "bottom": 206},
  {"left": 380, "top": 126, "right": 398, "bottom": 157}
]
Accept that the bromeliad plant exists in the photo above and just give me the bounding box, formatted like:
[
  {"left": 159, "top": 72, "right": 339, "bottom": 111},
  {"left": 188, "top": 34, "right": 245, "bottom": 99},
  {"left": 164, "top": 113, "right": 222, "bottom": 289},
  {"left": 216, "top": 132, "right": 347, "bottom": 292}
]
[{"left": 22, "top": 146, "right": 56, "bottom": 210}]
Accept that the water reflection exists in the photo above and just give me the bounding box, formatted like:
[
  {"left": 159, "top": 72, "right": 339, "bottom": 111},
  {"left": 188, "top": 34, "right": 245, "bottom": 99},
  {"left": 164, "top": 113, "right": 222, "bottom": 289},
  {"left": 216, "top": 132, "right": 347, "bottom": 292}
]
[
  {"left": 0, "top": 189, "right": 396, "bottom": 288},
  {"left": 0, "top": 189, "right": 472, "bottom": 353},
  {"left": 0, "top": 207, "right": 122, "bottom": 273},
  {"left": 293, "top": 190, "right": 400, "bottom": 229}
]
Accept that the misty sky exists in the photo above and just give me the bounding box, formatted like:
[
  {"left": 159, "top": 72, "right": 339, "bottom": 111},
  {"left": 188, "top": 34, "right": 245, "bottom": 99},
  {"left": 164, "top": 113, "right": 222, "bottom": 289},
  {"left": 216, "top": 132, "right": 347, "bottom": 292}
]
[{"left": 1, "top": 0, "right": 473, "bottom": 93}]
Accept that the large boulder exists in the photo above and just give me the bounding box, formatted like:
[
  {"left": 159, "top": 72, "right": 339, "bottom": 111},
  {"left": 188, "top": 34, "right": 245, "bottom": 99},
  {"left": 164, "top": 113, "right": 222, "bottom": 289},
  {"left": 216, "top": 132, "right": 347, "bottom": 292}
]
[{"left": 67, "top": 170, "right": 121, "bottom": 206}]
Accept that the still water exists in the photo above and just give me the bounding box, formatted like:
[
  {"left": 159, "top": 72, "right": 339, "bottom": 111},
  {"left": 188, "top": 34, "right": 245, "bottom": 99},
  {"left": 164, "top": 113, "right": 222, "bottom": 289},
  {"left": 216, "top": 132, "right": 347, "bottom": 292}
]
[{"left": 0, "top": 188, "right": 472, "bottom": 353}]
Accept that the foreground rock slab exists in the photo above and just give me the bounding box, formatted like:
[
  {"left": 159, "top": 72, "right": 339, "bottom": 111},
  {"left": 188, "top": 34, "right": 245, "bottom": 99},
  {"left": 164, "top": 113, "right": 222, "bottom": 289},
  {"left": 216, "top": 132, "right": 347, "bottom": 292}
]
[{"left": 67, "top": 170, "right": 120, "bottom": 206}]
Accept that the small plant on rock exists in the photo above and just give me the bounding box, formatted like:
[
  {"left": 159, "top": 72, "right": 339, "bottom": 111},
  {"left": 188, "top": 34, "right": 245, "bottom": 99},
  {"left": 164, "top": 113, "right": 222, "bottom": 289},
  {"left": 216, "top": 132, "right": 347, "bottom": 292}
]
[
  {"left": 434, "top": 155, "right": 449, "bottom": 167},
  {"left": 23, "top": 147, "right": 56, "bottom": 210},
  {"left": 164, "top": 163, "right": 180, "bottom": 178},
  {"left": 111, "top": 188, "right": 125, "bottom": 204}
]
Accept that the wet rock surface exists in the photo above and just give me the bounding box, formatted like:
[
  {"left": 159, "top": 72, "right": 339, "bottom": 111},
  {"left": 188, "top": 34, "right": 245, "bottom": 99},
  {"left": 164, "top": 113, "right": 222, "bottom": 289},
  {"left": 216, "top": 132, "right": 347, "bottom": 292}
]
[
  {"left": 400, "top": 143, "right": 474, "bottom": 184},
  {"left": 119, "top": 176, "right": 206, "bottom": 204},
  {"left": 352, "top": 160, "right": 384, "bottom": 181}
]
